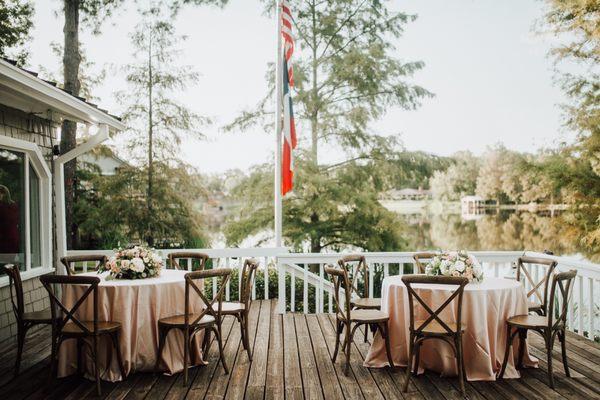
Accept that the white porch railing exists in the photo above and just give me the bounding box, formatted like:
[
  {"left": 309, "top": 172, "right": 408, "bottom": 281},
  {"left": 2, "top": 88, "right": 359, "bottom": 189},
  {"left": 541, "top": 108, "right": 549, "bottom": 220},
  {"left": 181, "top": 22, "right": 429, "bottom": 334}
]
[
  {"left": 66, "top": 247, "right": 285, "bottom": 302},
  {"left": 67, "top": 248, "right": 600, "bottom": 341},
  {"left": 276, "top": 250, "right": 600, "bottom": 342}
]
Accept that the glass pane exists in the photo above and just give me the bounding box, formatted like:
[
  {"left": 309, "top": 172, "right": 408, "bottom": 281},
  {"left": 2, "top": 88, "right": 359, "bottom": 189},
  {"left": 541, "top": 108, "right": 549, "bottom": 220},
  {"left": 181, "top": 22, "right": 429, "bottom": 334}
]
[
  {"left": 29, "top": 164, "right": 41, "bottom": 268},
  {"left": 0, "top": 148, "right": 25, "bottom": 270}
]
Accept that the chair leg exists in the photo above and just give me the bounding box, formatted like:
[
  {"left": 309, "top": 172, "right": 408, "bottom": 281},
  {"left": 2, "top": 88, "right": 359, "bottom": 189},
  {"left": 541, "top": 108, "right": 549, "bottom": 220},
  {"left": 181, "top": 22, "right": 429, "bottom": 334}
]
[
  {"left": 413, "top": 341, "right": 421, "bottom": 376},
  {"left": 456, "top": 335, "right": 465, "bottom": 396},
  {"left": 14, "top": 324, "right": 26, "bottom": 377},
  {"left": 244, "top": 313, "right": 253, "bottom": 361},
  {"left": 380, "top": 323, "right": 394, "bottom": 369},
  {"left": 403, "top": 333, "right": 414, "bottom": 393},
  {"left": 364, "top": 323, "right": 368, "bottom": 343},
  {"left": 499, "top": 324, "right": 513, "bottom": 379},
  {"left": 202, "top": 327, "right": 212, "bottom": 358},
  {"left": 77, "top": 338, "right": 83, "bottom": 376},
  {"left": 546, "top": 331, "right": 555, "bottom": 389},
  {"left": 517, "top": 329, "right": 527, "bottom": 370},
  {"left": 214, "top": 324, "right": 229, "bottom": 374},
  {"left": 154, "top": 326, "right": 166, "bottom": 374},
  {"left": 112, "top": 331, "right": 126, "bottom": 379},
  {"left": 344, "top": 326, "right": 353, "bottom": 376},
  {"left": 332, "top": 320, "right": 342, "bottom": 363},
  {"left": 183, "top": 328, "right": 190, "bottom": 386},
  {"left": 93, "top": 336, "right": 101, "bottom": 396},
  {"left": 559, "top": 330, "right": 570, "bottom": 377}
]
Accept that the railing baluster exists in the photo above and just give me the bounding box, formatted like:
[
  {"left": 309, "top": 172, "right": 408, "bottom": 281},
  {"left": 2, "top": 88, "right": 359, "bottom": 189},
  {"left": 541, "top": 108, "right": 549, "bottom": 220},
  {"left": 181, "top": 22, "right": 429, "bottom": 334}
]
[
  {"left": 319, "top": 263, "right": 324, "bottom": 313},
  {"left": 303, "top": 263, "right": 308, "bottom": 314},
  {"left": 264, "top": 256, "right": 269, "bottom": 300},
  {"left": 369, "top": 263, "right": 374, "bottom": 299},
  {"left": 291, "top": 268, "right": 296, "bottom": 313},
  {"left": 384, "top": 263, "right": 389, "bottom": 279},
  {"left": 579, "top": 275, "right": 584, "bottom": 336},
  {"left": 589, "top": 278, "right": 594, "bottom": 340},
  {"left": 212, "top": 258, "right": 217, "bottom": 299},
  {"left": 225, "top": 257, "right": 230, "bottom": 301}
]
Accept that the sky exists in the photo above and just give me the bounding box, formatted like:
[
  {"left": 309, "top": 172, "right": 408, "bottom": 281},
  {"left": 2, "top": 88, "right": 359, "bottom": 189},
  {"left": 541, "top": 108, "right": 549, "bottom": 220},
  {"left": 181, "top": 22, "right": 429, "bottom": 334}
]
[{"left": 27, "top": 0, "right": 574, "bottom": 174}]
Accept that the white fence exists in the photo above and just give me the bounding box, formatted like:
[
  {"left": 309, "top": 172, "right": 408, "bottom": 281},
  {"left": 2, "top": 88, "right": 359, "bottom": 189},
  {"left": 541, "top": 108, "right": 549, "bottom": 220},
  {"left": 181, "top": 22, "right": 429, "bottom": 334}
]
[{"left": 67, "top": 248, "right": 600, "bottom": 341}]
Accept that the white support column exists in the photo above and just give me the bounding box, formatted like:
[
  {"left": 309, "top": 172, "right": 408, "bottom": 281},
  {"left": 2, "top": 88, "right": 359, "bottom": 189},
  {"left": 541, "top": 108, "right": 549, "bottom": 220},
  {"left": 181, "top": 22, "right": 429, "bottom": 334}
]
[{"left": 53, "top": 123, "right": 109, "bottom": 273}]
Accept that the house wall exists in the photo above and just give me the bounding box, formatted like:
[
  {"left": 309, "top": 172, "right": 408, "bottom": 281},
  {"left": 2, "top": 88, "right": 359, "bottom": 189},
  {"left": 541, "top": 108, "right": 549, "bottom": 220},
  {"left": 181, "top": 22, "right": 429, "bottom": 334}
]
[{"left": 0, "top": 104, "right": 58, "bottom": 344}]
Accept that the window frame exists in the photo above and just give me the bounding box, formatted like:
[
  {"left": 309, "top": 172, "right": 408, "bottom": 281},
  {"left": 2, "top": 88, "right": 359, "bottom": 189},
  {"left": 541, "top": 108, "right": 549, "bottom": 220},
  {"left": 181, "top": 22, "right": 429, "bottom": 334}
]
[{"left": 0, "top": 135, "right": 54, "bottom": 287}]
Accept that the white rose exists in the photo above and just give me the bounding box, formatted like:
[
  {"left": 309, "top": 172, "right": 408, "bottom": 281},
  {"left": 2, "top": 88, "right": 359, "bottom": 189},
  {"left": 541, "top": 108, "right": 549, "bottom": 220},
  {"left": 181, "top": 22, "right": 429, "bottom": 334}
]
[
  {"left": 455, "top": 261, "right": 466, "bottom": 273},
  {"left": 131, "top": 257, "right": 145, "bottom": 273},
  {"left": 440, "top": 260, "right": 450, "bottom": 275},
  {"left": 121, "top": 259, "right": 130, "bottom": 269}
]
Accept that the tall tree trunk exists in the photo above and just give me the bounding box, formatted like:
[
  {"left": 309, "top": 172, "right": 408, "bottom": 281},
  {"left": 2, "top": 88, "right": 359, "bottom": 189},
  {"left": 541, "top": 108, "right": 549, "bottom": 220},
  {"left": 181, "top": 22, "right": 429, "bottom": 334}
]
[
  {"left": 146, "top": 35, "right": 154, "bottom": 246},
  {"left": 62, "top": 0, "right": 81, "bottom": 250},
  {"left": 310, "top": 0, "right": 318, "bottom": 164}
]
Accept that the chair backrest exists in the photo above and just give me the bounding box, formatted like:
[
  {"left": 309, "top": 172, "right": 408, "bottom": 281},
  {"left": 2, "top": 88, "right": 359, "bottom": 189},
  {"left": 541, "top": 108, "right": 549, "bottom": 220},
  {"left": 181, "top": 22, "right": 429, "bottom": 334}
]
[
  {"left": 412, "top": 252, "right": 439, "bottom": 274},
  {"left": 402, "top": 274, "right": 468, "bottom": 335},
  {"left": 1, "top": 264, "right": 24, "bottom": 321},
  {"left": 516, "top": 256, "right": 558, "bottom": 312},
  {"left": 548, "top": 270, "right": 577, "bottom": 330},
  {"left": 40, "top": 274, "right": 100, "bottom": 335},
  {"left": 168, "top": 252, "right": 209, "bottom": 271},
  {"left": 61, "top": 255, "right": 107, "bottom": 276},
  {"left": 325, "top": 265, "right": 352, "bottom": 321},
  {"left": 184, "top": 268, "right": 232, "bottom": 327},
  {"left": 239, "top": 259, "right": 259, "bottom": 309},
  {"left": 337, "top": 255, "right": 369, "bottom": 299}
]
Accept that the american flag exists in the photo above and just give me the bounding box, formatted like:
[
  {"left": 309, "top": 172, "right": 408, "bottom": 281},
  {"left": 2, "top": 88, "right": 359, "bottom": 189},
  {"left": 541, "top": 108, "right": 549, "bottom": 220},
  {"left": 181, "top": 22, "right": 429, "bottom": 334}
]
[{"left": 281, "top": 0, "right": 297, "bottom": 195}]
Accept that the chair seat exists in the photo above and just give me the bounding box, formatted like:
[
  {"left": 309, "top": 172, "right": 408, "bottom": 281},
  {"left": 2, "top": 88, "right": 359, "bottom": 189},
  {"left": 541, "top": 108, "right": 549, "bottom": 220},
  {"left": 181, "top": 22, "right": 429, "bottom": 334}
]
[
  {"left": 415, "top": 319, "right": 464, "bottom": 334},
  {"left": 23, "top": 309, "right": 55, "bottom": 323},
  {"left": 351, "top": 297, "right": 381, "bottom": 310},
  {"left": 62, "top": 321, "right": 121, "bottom": 334},
  {"left": 220, "top": 301, "right": 245, "bottom": 314},
  {"left": 343, "top": 309, "right": 389, "bottom": 323},
  {"left": 158, "top": 314, "right": 216, "bottom": 327},
  {"left": 507, "top": 314, "right": 552, "bottom": 329}
]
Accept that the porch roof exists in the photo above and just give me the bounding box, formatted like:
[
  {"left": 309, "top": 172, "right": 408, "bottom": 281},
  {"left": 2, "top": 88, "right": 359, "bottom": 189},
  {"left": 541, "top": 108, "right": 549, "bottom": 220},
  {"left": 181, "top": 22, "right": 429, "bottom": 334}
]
[{"left": 0, "top": 58, "right": 125, "bottom": 133}]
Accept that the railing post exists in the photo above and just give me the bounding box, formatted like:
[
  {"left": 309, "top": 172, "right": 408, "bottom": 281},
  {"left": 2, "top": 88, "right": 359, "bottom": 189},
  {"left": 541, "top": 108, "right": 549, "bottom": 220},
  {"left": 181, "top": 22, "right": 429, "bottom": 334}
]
[{"left": 277, "top": 257, "right": 286, "bottom": 314}]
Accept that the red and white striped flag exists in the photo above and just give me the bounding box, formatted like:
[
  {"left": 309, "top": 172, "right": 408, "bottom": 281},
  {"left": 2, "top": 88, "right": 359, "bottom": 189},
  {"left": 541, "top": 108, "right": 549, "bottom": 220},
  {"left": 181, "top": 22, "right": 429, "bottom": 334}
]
[{"left": 281, "top": 0, "right": 297, "bottom": 195}]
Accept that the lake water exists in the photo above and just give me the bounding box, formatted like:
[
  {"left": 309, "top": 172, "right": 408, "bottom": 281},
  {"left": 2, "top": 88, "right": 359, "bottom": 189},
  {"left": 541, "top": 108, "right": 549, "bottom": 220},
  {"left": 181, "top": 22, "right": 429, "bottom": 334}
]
[{"left": 397, "top": 209, "right": 597, "bottom": 263}]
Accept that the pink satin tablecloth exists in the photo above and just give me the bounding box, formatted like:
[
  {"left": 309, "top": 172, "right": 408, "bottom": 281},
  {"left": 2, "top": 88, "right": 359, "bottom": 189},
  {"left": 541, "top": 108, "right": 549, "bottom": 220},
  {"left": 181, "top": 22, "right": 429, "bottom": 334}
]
[
  {"left": 364, "top": 276, "right": 538, "bottom": 380},
  {"left": 57, "top": 269, "right": 205, "bottom": 381}
]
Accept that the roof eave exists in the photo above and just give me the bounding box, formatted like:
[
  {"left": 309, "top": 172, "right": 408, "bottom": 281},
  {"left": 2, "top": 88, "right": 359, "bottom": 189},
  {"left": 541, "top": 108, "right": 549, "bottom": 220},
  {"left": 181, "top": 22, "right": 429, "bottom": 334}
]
[{"left": 0, "top": 58, "right": 126, "bottom": 132}]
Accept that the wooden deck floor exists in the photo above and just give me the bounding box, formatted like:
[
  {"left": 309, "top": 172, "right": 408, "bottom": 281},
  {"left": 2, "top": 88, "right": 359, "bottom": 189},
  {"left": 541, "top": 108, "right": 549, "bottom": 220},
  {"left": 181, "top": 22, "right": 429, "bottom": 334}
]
[{"left": 1, "top": 299, "right": 600, "bottom": 399}]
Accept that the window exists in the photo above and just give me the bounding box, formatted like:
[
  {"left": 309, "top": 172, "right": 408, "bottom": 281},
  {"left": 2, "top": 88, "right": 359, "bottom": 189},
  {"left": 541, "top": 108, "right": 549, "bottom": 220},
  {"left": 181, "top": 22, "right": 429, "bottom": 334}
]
[
  {"left": 0, "top": 149, "right": 25, "bottom": 269},
  {"left": 0, "top": 136, "right": 52, "bottom": 277}
]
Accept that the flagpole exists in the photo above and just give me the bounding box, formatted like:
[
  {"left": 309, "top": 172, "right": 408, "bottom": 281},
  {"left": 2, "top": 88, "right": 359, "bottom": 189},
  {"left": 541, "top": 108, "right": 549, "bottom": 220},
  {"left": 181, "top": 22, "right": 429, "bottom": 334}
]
[{"left": 274, "top": 0, "right": 283, "bottom": 248}]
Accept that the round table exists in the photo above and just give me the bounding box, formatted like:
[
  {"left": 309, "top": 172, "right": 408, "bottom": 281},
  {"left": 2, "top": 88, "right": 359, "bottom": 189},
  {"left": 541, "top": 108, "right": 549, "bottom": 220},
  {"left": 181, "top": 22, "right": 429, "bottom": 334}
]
[
  {"left": 363, "top": 276, "right": 538, "bottom": 381},
  {"left": 57, "top": 270, "right": 206, "bottom": 381}
]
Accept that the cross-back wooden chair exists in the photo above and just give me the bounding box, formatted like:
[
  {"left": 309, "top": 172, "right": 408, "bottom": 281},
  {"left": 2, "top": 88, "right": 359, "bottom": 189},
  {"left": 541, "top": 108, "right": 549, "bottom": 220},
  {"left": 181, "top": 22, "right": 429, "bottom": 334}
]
[
  {"left": 155, "top": 268, "right": 232, "bottom": 385},
  {"left": 168, "top": 252, "right": 209, "bottom": 271},
  {"left": 401, "top": 274, "right": 469, "bottom": 395},
  {"left": 220, "top": 259, "right": 258, "bottom": 361},
  {"left": 516, "top": 256, "right": 558, "bottom": 316},
  {"left": 338, "top": 255, "right": 381, "bottom": 342},
  {"left": 325, "top": 264, "right": 394, "bottom": 376},
  {"left": 1, "top": 264, "right": 56, "bottom": 377},
  {"left": 412, "top": 252, "right": 439, "bottom": 274},
  {"left": 500, "top": 270, "right": 577, "bottom": 389},
  {"left": 61, "top": 254, "right": 107, "bottom": 276},
  {"left": 40, "top": 274, "right": 125, "bottom": 396}
]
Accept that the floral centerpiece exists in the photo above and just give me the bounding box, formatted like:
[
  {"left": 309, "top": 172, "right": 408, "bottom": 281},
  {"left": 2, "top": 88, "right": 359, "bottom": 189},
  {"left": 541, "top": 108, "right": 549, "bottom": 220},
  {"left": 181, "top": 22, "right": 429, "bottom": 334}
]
[
  {"left": 100, "top": 245, "right": 163, "bottom": 280},
  {"left": 424, "top": 250, "right": 484, "bottom": 283}
]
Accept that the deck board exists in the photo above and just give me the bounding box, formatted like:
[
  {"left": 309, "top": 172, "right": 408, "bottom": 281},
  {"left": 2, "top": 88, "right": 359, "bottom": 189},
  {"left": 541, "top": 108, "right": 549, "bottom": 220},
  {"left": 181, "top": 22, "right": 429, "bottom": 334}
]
[{"left": 1, "top": 299, "right": 600, "bottom": 399}]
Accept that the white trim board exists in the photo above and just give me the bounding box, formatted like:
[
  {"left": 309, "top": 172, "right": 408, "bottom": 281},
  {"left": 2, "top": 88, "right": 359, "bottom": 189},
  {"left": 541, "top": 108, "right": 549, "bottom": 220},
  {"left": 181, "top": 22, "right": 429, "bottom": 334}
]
[{"left": 0, "top": 58, "right": 125, "bottom": 132}]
